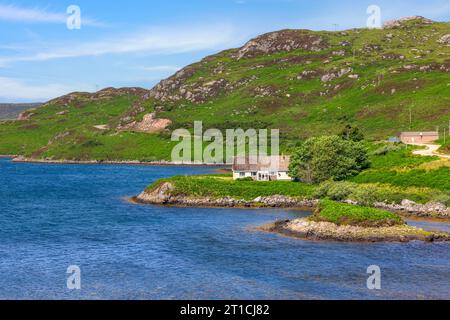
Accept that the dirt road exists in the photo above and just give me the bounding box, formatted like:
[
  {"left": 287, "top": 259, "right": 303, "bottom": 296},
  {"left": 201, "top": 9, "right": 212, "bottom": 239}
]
[{"left": 410, "top": 144, "right": 450, "bottom": 159}]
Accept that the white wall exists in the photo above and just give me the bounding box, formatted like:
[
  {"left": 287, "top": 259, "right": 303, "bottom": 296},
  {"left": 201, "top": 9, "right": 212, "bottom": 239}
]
[
  {"left": 277, "top": 172, "right": 292, "bottom": 181},
  {"left": 233, "top": 171, "right": 253, "bottom": 180},
  {"left": 233, "top": 171, "right": 292, "bottom": 181}
]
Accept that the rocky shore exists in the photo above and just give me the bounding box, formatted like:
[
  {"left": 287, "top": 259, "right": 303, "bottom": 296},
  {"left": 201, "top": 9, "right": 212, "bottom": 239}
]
[
  {"left": 136, "top": 182, "right": 450, "bottom": 218},
  {"left": 11, "top": 156, "right": 226, "bottom": 167},
  {"left": 135, "top": 182, "right": 318, "bottom": 209},
  {"left": 257, "top": 218, "right": 450, "bottom": 243},
  {"left": 374, "top": 200, "right": 450, "bottom": 219}
]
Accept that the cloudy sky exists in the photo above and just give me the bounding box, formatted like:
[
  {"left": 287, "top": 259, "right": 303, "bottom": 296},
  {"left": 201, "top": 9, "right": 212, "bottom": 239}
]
[{"left": 0, "top": 0, "right": 449, "bottom": 102}]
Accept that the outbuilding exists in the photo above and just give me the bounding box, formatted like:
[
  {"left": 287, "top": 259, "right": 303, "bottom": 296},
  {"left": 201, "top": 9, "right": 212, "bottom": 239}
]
[{"left": 399, "top": 132, "right": 439, "bottom": 144}]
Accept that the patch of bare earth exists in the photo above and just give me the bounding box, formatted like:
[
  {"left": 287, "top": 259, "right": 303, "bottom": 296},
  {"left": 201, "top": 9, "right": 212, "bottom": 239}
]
[{"left": 120, "top": 113, "right": 172, "bottom": 133}]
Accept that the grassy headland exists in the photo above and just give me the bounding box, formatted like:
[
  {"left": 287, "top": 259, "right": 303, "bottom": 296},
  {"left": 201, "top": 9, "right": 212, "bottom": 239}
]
[{"left": 256, "top": 201, "right": 449, "bottom": 243}]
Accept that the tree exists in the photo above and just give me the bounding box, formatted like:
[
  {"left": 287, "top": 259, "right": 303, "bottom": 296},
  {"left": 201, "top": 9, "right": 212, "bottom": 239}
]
[
  {"left": 340, "top": 124, "right": 365, "bottom": 142},
  {"left": 289, "top": 136, "right": 370, "bottom": 184}
]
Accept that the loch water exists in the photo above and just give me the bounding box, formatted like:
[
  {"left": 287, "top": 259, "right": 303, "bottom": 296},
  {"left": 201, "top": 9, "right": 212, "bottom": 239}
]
[{"left": 0, "top": 158, "right": 449, "bottom": 299}]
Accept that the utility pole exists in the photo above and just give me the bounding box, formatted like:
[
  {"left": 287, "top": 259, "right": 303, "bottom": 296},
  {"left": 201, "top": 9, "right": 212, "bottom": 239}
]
[
  {"left": 448, "top": 119, "right": 450, "bottom": 142},
  {"left": 333, "top": 24, "right": 339, "bottom": 32},
  {"left": 409, "top": 107, "right": 412, "bottom": 130}
]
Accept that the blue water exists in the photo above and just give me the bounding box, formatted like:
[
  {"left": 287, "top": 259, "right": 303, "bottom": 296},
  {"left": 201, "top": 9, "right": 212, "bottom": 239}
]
[{"left": 0, "top": 158, "right": 449, "bottom": 300}]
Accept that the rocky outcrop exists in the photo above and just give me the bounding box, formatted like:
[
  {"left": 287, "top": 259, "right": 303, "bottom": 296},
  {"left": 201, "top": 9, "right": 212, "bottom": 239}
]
[
  {"left": 17, "top": 111, "right": 35, "bottom": 121},
  {"left": 149, "top": 71, "right": 231, "bottom": 104},
  {"left": 258, "top": 218, "right": 450, "bottom": 243},
  {"left": 438, "top": 34, "right": 450, "bottom": 46},
  {"left": 321, "top": 67, "right": 352, "bottom": 82},
  {"left": 119, "top": 113, "right": 172, "bottom": 133},
  {"left": 383, "top": 16, "right": 434, "bottom": 29},
  {"left": 47, "top": 87, "right": 149, "bottom": 107},
  {"left": 137, "top": 182, "right": 175, "bottom": 204},
  {"left": 235, "top": 30, "right": 328, "bottom": 60},
  {"left": 375, "top": 200, "right": 450, "bottom": 218}
]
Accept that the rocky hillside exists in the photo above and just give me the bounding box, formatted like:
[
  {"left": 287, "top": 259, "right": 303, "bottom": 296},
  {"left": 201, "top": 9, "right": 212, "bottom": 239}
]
[
  {"left": 144, "top": 16, "right": 449, "bottom": 140},
  {"left": 0, "top": 16, "right": 449, "bottom": 161}
]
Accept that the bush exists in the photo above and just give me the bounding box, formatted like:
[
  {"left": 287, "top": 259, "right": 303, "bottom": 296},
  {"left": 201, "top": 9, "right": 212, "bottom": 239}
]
[
  {"left": 310, "top": 200, "right": 404, "bottom": 227},
  {"left": 340, "top": 124, "right": 365, "bottom": 142},
  {"left": 289, "top": 136, "right": 370, "bottom": 184},
  {"left": 314, "top": 180, "right": 354, "bottom": 201},
  {"left": 236, "top": 177, "right": 254, "bottom": 182},
  {"left": 314, "top": 180, "right": 448, "bottom": 206},
  {"left": 371, "top": 143, "right": 404, "bottom": 156}
]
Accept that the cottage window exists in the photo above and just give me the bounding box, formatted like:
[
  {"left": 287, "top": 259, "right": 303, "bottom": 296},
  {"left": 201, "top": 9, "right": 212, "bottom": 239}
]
[{"left": 239, "top": 172, "right": 245, "bottom": 177}]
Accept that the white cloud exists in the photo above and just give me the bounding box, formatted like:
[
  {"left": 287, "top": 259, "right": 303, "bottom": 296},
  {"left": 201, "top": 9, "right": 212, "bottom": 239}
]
[
  {"left": 0, "top": 23, "right": 239, "bottom": 67},
  {"left": 141, "top": 65, "right": 181, "bottom": 72},
  {"left": 0, "top": 3, "right": 104, "bottom": 26},
  {"left": 0, "top": 77, "right": 92, "bottom": 101},
  {"left": 381, "top": 1, "right": 450, "bottom": 21}
]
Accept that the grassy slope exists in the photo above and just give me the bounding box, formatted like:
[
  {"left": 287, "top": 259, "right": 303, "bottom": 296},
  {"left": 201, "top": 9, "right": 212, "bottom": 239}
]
[
  {"left": 351, "top": 144, "right": 450, "bottom": 192},
  {"left": 0, "top": 19, "right": 449, "bottom": 161},
  {"left": 0, "top": 94, "right": 177, "bottom": 161}
]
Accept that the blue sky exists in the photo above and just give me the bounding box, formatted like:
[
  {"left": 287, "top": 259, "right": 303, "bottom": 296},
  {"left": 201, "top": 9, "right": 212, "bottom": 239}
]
[{"left": 0, "top": 0, "right": 449, "bottom": 102}]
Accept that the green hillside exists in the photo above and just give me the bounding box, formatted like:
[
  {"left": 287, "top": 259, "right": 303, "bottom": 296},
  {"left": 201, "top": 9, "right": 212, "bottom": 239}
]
[{"left": 0, "top": 16, "right": 449, "bottom": 161}]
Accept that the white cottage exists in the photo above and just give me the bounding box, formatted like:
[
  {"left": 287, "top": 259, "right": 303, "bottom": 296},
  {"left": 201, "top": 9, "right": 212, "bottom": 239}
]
[{"left": 232, "top": 155, "right": 291, "bottom": 181}]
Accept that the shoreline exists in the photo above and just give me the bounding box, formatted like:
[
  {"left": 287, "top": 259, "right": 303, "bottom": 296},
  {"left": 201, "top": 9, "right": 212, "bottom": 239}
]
[
  {"left": 256, "top": 219, "right": 450, "bottom": 243},
  {"left": 135, "top": 182, "right": 450, "bottom": 220},
  {"left": 133, "top": 194, "right": 450, "bottom": 223},
  {"left": 130, "top": 195, "right": 317, "bottom": 211},
  {"left": 8, "top": 156, "right": 231, "bottom": 168},
  {"left": 130, "top": 196, "right": 450, "bottom": 223}
]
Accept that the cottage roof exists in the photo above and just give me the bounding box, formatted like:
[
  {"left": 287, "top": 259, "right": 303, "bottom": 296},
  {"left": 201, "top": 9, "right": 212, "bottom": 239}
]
[
  {"left": 400, "top": 131, "right": 439, "bottom": 136},
  {"left": 233, "top": 155, "right": 290, "bottom": 172}
]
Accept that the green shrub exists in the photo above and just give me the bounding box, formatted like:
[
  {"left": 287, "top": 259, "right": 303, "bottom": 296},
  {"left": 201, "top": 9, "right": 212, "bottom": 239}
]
[
  {"left": 314, "top": 180, "right": 448, "bottom": 206},
  {"left": 289, "top": 136, "right": 370, "bottom": 184},
  {"left": 370, "top": 143, "right": 404, "bottom": 156},
  {"left": 348, "top": 184, "right": 378, "bottom": 206},
  {"left": 310, "top": 200, "right": 404, "bottom": 227},
  {"left": 314, "top": 180, "right": 354, "bottom": 201},
  {"left": 236, "top": 177, "right": 254, "bottom": 182}
]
